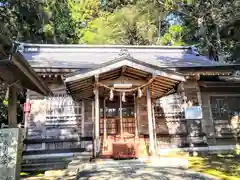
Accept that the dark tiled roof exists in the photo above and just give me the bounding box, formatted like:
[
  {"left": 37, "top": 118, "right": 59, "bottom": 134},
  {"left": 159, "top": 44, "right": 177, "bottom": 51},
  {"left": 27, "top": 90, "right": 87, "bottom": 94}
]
[{"left": 17, "top": 43, "right": 224, "bottom": 69}]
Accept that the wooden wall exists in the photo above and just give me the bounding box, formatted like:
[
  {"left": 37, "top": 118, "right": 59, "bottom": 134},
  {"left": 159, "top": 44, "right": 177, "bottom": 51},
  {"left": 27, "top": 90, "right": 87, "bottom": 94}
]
[
  {"left": 152, "top": 80, "right": 205, "bottom": 150},
  {"left": 22, "top": 83, "right": 93, "bottom": 172},
  {"left": 200, "top": 85, "right": 240, "bottom": 145}
]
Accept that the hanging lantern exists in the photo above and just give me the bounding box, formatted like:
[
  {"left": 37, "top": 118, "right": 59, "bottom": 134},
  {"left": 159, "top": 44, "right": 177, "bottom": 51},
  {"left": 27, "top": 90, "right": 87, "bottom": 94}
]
[
  {"left": 109, "top": 89, "right": 114, "bottom": 101},
  {"left": 122, "top": 92, "right": 126, "bottom": 102},
  {"left": 138, "top": 88, "right": 142, "bottom": 98}
]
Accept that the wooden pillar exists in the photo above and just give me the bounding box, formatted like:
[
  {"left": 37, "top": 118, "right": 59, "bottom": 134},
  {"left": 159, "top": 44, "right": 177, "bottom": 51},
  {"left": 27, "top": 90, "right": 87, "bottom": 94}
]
[
  {"left": 24, "top": 90, "right": 30, "bottom": 139},
  {"left": 134, "top": 95, "right": 139, "bottom": 139},
  {"left": 81, "top": 100, "right": 85, "bottom": 148},
  {"left": 92, "top": 100, "right": 96, "bottom": 158},
  {"left": 152, "top": 101, "right": 157, "bottom": 151},
  {"left": 119, "top": 92, "right": 123, "bottom": 139},
  {"left": 103, "top": 97, "right": 107, "bottom": 150},
  {"left": 94, "top": 75, "right": 100, "bottom": 155},
  {"left": 8, "top": 85, "right": 18, "bottom": 128},
  {"left": 146, "top": 86, "right": 155, "bottom": 155}
]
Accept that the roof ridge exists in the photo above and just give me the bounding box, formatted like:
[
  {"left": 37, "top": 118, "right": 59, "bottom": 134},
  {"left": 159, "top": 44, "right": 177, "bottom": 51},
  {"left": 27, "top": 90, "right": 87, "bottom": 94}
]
[{"left": 16, "top": 41, "right": 191, "bottom": 49}]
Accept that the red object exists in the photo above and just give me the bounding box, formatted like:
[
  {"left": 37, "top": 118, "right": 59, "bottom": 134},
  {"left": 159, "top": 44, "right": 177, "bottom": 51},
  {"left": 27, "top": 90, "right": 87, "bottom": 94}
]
[
  {"left": 24, "top": 100, "right": 31, "bottom": 112},
  {"left": 112, "top": 142, "right": 139, "bottom": 159}
]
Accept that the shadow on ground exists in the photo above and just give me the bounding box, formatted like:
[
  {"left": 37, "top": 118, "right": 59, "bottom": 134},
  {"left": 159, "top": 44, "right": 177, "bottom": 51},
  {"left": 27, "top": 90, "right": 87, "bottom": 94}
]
[{"left": 76, "top": 163, "right": 215, "bottom": 180}]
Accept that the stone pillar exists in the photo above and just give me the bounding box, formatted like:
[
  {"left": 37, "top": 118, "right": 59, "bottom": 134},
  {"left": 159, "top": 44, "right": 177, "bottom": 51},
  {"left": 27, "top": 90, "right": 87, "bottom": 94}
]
[{"left": 0, "top": 128, "right": 22, "bottom": 180}]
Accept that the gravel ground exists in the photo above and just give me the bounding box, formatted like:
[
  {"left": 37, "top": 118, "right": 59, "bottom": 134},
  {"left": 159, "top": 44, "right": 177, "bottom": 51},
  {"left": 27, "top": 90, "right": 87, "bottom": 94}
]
[{"left": 76, "top": 160, "right": 216, "bottom": 180}]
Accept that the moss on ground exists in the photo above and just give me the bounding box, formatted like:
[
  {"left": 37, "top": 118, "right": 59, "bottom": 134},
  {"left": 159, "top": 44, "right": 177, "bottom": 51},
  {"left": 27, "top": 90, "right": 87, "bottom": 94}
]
[{"left": 188, "top": 155, "right": 240, "bottom": 180}]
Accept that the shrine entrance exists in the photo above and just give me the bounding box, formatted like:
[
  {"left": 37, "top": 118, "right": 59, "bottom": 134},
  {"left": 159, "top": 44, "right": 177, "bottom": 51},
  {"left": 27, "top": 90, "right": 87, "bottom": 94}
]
[
  {"left": 100, "top": 92, "right": 137, "bottom": 158},
  {"left": 64, "top": 57, "right": 185, "bottom": 159}
]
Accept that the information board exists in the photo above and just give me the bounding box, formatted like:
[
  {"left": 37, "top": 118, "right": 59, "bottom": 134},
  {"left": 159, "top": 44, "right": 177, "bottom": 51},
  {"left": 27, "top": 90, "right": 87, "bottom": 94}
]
[{"left": 185, "top": 106, "right": 202, "bottom": 120}]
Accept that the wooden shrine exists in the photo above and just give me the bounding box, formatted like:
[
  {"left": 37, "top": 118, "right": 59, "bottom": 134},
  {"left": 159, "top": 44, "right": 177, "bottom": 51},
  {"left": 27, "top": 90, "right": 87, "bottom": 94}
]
[{"left": 7, "top": 43, "right": 240, "bottom": 171}]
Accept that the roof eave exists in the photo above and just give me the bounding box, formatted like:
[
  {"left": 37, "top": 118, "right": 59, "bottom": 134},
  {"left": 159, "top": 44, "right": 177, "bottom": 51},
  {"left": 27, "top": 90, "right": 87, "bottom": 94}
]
[
  {"left": 12, "top": 52, "right": 53, "bottom": 96},
  {"left": 172, "top": 64, "right": 240, "bottom": 72},
  {"left": 64, "top": 58, "right": 186, "bottom": 83}
]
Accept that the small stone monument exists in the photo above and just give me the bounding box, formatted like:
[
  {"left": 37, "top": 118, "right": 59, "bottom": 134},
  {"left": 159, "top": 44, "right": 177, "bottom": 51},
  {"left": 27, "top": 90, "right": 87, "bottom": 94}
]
[{"left": 0, "top": 128, "right": 22, "bottom": 180}]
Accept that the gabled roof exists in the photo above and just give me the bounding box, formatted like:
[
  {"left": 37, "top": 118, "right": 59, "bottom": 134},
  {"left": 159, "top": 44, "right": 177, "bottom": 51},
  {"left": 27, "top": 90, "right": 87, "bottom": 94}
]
[
  {"left": 17, "top": 42, "right": 223, "bottom": 69},
  {"left": 65, "top": 56, "right": 185, "bottom": 83},
  {"left": 64, "top": 56, "right": 185, "bottom": 99}
]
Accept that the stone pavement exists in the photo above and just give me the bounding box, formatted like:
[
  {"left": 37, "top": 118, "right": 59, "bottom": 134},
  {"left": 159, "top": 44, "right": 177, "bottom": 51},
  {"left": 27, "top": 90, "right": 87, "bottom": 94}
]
[{"left": 76, "top": 159, "right": 217, "bottom": 180}]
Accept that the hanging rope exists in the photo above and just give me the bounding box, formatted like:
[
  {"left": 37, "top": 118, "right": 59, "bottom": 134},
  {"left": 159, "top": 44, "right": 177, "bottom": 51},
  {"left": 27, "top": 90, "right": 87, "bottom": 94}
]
[{"left": 0, "top": 80, "right": 19, "bottom": 89}]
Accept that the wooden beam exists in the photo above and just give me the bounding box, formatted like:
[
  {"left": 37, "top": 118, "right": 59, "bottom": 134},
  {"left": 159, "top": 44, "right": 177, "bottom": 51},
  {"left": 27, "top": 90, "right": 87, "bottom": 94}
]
[
  {"left": 153, "top": 80, "right": 175, "bottom": 88},
  {"left": 69, "top": 78, "right": 93, "bottom": 88},
  {"left": 8, "top": 85, "right": 17, "bottom": 127},
  {"left": 122, "top": 72, "right": 141, "bottom": 80},
  {"left": 70, "top": 86, "right": 93, "bottom": 93},
  {"left": 146, "top": 86, "right": 155, "bottom": 155},
  {"left": 100, "top": 73, "right": 120, "bottom": 81},
  {"left": 69, "top": 82, "right": 93, "bottom": 90},
  {"left": 94, "top": 75, "right": 100, "bottom": 156},
  {"left": 150, "top": 86, "right": 166, "bottom": 92},
  {"left": 155, "top": 76, "right": 179, "bottom": 84},
  {"left": 121, "top": 65, "right": 127, "bottom": 76},
  {"left": 100, "top": 77, "right": 147, "bottom": 86},
  {"left": 126, "top": 68, "right": 149, "bottom": 78}
]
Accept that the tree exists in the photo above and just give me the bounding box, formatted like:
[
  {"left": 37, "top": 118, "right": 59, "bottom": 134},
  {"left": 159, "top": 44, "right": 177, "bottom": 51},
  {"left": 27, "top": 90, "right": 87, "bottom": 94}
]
[
  {"left": 174, "top": 0, "right": 240, "bottom": 62},
  {"left": 81, "top": 3, "right": 159, "bottom": 45},
  {"left": 0, "top": 85, "right": 7, "bottom": 125},
  {"left": 0, "top": 0, "right": 77, "bottom": 44},
  {"left": 67, "top": 0, "right": 101, "bottom": 43},
  {"left": 0, "top": 0, "right": 239, "bottom": 62},
  {"left": 42, "top": 0, "right": 77, "bottom": 43},
  {"left": 158, "top": 24, "right": 185, "bottom": 45}
]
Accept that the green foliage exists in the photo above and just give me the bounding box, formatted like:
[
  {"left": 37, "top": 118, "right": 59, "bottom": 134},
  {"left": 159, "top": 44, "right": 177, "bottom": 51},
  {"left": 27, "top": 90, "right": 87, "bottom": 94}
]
[
  {"left": 0, "top": 0, "right": 239, "bottom": 61},
  {"left": 236, "top": 144, "right": 240, "bottom": 155},
  {"left": 67, "top": 0, "right": 100, "bottom": 42},
  {"left": 158, "top": 25, "right": 186, "bottom": 45},
  {"left": 81, "top": 4, "right": 158, "bottom": 45},
  {"left": 0, "top": 97, "right": 8, "bottom": 124}
]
